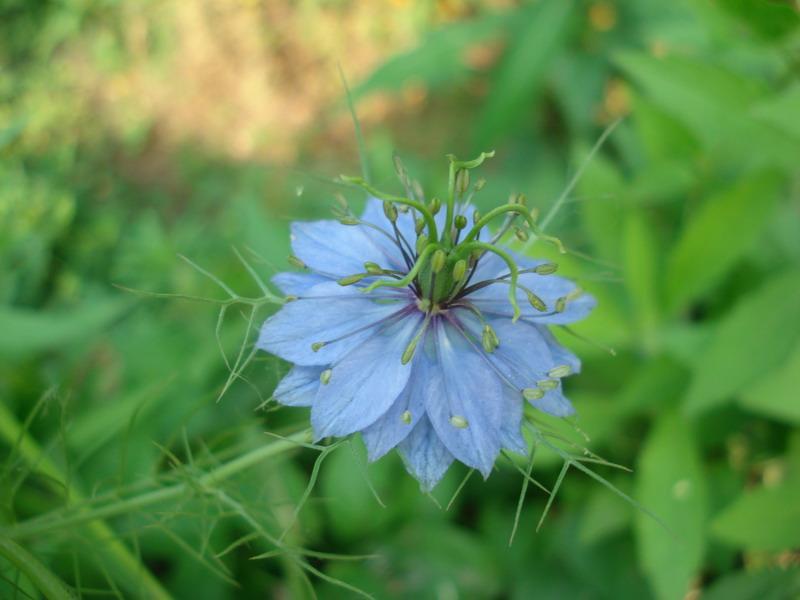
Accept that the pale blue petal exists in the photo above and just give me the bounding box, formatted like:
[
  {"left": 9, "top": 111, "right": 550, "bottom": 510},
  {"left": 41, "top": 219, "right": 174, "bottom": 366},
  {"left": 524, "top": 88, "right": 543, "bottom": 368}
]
[
  {"left": 530, "top": 384, "right": 576, "bottom": 417},
  {"left": 311, "top": 312, "right": 423, "bottom": 439},
  {"left": 291, "top": 220, "right": 384, "bottom": 277},
  {"left": 361, "top": 352, "right": 430, "bottom": 461},
  {"left": 498, "top": 387, "right": 527, "bottom": 455},
  {"left": 424, "top": 321, "right": 504, "bottom": 477},
  {"left": 271, "top": 272, "right": 328, "bottom": 296},
  {"left": 273, "top": 366, "right": 323, "bottom": 407},
  {"left": 257, "top": 281, "right": 412, "bottom": 366},
  {"left": 358, "top": 198, "right": 416, "bottom": 270},
  {"left": 398, "top": 415, "right": 454, "bottom": 492},
  {"left": 536, "top": 325, "right": 581, "bottom": 374}
]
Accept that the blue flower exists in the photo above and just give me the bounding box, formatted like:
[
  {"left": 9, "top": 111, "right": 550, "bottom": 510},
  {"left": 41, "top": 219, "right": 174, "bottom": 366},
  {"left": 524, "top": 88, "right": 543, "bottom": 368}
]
[{"left": 257, "top": 155, "right": 595, "bottom": 491}]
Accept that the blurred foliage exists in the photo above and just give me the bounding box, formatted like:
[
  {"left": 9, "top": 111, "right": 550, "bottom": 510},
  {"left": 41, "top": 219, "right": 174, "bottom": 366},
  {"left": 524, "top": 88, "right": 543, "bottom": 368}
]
[{"left": 2, "top": 0, "right": 800, "bottom": 598}]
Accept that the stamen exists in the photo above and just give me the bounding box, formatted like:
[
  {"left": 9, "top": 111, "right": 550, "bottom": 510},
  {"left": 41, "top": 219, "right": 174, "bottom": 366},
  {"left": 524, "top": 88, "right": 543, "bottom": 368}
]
[
  {"left": 288, "top": 255, "right": 306, "bottom": 269},
  {"left": 482, "top": 324, "right": 500, "bottom": 353},
  {"left": 320, "top": 369, "right": 332, "bottom": 385},
  {"left": 452, "top": 259, "right": 467, "bottom": 283},
  {"left": 523, "top": 388, "right": 544, "bottom": 401},
  {"left": 431, "top": 249, "right": 447, "bottom": 273},
  {"left": 401, "top": 410, "right": 412, "bottom": 424},
  {"left": 537, "top": 379, "right": 559, "bottom": 390},
  {"left": 548, "top": 365, "right": 572, "bottom": 378},
  {"left": 338, "top": 273, "right": 368, "bottom": 286}
]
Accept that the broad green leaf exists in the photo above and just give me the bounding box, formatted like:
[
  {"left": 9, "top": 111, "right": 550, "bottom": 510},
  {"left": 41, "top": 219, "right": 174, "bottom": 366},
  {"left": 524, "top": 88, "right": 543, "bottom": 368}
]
[
  {"left": 711, "top": 481, "right": 800, "bottom": 552},
  {"left": 684, "top": 270, "right": 800, "bottom": 414},
  {"left": 0, "top": 298, "right": 130, "bottom": 358},
  {"left": 739, "top": 342, "right": 800, "bottom": 424},
  {"left": 665, "top": 172, "right": 781, "bottom": 312},
  {"left": 636, "top": 412, "right": 707, "bottom": 600},
  {"left": 616, "top": 53, "right": 798, "bottom": 170},
  {"left": 702, "top": 567, "right": 800, "bottom": 600},
  {"left": 474, "top": 0, "right": 573, "bottom": 146},
  {"left": 751, "top": 83, "right": 800, "bottom": 141}
]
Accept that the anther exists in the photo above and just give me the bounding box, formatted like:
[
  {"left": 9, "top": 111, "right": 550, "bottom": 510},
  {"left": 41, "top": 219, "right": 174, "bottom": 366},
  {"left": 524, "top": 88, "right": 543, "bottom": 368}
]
[
  {"left": 472, "top": 209, "right": 481, "bottom": 225},
  {"left": 415, "top": 217, "right": 425, "bottom": 235},
  {"left": 311, "top": 342, "right": 326, "bottom": 352},
  {"left": 523, "top": 388, "right": 544, "bottom": 401},
  {"left": 338, "top": 273, "right": 367, "bottom": 286},
  {"left": 288, "top": 255, "right": 306, "bottom": 269},
  {"left": 338, "top": 216, "right": 360, "bottom": 226},
  {"left": 526, "top": 291, "right": 547, "bottom": 312},
  {"left": 401, "top": 410, "right": 412, "bottom": 425},
  {"left": 320, "top": 369, "right": 332, "bottom": 385},
  {"left": 514, "top": 227, "right": 529, "bottom": 242},
  {"left": 383, "top": 200, "right": 398, "bottom": 223},
  {"left": 474, "top": 178, "right": 486, "bottom": 192},
  {"left": 284, "top": 295, "right": 298, "bottom": 302},
  {"left": 364, "top": 262, "right": 383, "bottom": 275},
  {"left": 452, "top": 259, "right": 467, "bottom": 282},
  {"left": 449, "top": 415, "right": 469, "bottom": 429},
  {"left": 530, "top": 207, "right": 540, "bottom": 222},
  {"left": 429, "top": 198, "right": 441, "bottom": 215},
  {"left": 533, "top": 263, "right": 558, "bottom": 275},
  {"left": 334, "top": 193, "right": 349, "bottom": 211},
  {"left": 537, "top": 379, "right": 559, "bottom": 390},
  {"left": 401, "top": 336, "right": 421, "bottom": 365},
  {"left": 416, "top": 234, "right": 429, "bottom": 255},
  {"left": 412, "top": 180, "right": 424, "bottom": 203},
  {"left": 555, "top": 297, "right": 566, "bottom": 313},
  {"left": 482, "top": 324, "right": 499, "bottom": 353},
  {"left": 456, "top": 168, "right": 470, "bottom": 194},
  {"left": 548, "top": 365, "right": 572, "bottom": 378},
  {"left": 431, "top": 249, "right": 447, "bottom": 273}
]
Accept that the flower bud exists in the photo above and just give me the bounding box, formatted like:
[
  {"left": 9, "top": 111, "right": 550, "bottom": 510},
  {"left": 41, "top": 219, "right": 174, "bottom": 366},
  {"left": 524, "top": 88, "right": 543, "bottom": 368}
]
[{"left": 454, "top": 215, "right": 468, "bottom": 230}]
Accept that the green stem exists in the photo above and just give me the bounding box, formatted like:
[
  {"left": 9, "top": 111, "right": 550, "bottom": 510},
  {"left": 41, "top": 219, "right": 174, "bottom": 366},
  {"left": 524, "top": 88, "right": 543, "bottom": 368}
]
[
  {"left": 0, "top": 402, "right": 174, "bottom": 599},
  {"left": 362, "top": 244, "right": 440, "bottom": 293},
  {"left": 458, "top": 242, "right": 522, "bottom": 321},
  {"left": 2, "top": 428, "right": 312, "bottom": 541},
  {"left": 0, "top": 536, "right": 73, "bottom": 600},
  {"left": 463, "top": 205, "right": 537, "bottom": 243},
  {"left": 443, "top": 159, "right": 456, "bottom": 246}
]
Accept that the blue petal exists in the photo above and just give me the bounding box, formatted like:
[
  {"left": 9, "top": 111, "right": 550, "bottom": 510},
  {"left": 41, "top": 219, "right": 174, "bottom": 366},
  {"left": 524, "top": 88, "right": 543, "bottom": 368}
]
[
  {"left": 498, "top": 387, "right": 527, "bottom": 455},
  {"left": 291, "top": 220, "right": 386, "bottom": 277},
  {"left": 530, "top": 384, "right": 576, "bottom": 417},
  {"left": 535, "top": 325, "right": 581, "bottom": 374},
  {"left": 257, "top": 281, "right": 412, "bottom": 366},
  {"left": 311, "top": 312, "right": 423, "bottom": 439},
  {"left": 424, "top": 321, "right": 504, "bottom": 478},
  {"left": 358, "top": 198, "right": 416, "bottom": 271},
  {"left": 271, "top": 272, "right": 327, "bottom": 296},
  {"left": 273, "top": 366, "right": 323, "bottom": 407},
  {"left": 360, "top": 352, "right": 430, "bottom": 461},
  {"left": 398, "top": 414, "right": 454, "bottom": 492}
]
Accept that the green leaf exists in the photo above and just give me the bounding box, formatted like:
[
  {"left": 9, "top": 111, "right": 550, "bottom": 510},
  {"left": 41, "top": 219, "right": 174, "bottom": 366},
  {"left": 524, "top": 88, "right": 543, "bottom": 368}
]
[
  {"left": 711, "top": 481, "right": 800, "bottom": 552},
  {"left": 702, "top": 567, "right": 800, "bottom": 600},
  {"left": 474, "top": 0, "right": 572, "bottom": 147},
  {"left": 665, "top": 172, "right": 781, "bottom": 312},
  {"left": 616, "top": 53, "right": 798, "bottom": 170},
  {"left": 0, "top": 536, "right": 73, "bottom": 600},
  {"left": 0, "top": 297, "right": 130, "bottom": 358},
  {"left": 636, "top": 412, "right": 707, "bottom": 600},
  {"left": 684, "top": 270, "right": 800, "bottom": 414},
  {"left": 739, "top": 342, "right": 800, "bottom": 424},
  {"left": 624, "top": 210, "right": 661, "bottom": 351}
]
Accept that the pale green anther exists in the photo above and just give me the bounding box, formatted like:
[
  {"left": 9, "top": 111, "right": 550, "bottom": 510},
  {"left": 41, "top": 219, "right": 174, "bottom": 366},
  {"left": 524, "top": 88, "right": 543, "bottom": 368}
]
[
  {"left": 454, "top": 215, "right": 468, "bottom": 230},
  {"left": 473, "top": 209, "right": 481, "bottom": 224},
  {"left": 530, "top": 207, "right": 540, "bottom": 222},
  {"left": 338, "top": 273, "right": 367, "bottom": 286},
  {"left": 514, "top": 227, "right": 529, "bottom": 242},
  {"left": 401, "top": 410, "right": 412, "bottom": 425},
  {"left": 311, "top": 342, "right": 325, "bottom": 352},
  {"left": 284, "top": 295, "right": 298, "bottom": 302},
  {"left": 527, "top": 291, "right": 547, "bottom": 312},
  {"left": 516, "top": 193, "right": 527, "bottom": 206},
  {"left": 474, "top": 177, "right": 486, "bottom": 191},
  {"left": 555, "top": 297, "right": 566, "bottom": 313},
  {"left": 383, "top": 200, "right": 398, "bottom": 223},
  {"left": 523, "top": 387, "right": 544, "bottom": 401},
  {"left": 533, "top": 263, "right": 558, "bottom": 275},
  {"left": 339, "top": 216, "right": 360, "bottom": 226},
  {"left": 415, "top": 217, "right": 425, "bottom": 234},
  {"left": 537, "top": 379, "right": 558, "bottom": 390},
  {"left": 431, "top": 249, "right": 447, "bottom": 273},
  {"left": 334, "top": 193, "right": 349, "bottom": 211},
  {"left": 482, "top": 325, "right": 499, "bottom": 353},
  {"left": 456, "top": 168, "right": 470, "bottom": 194},
  {"left": 452, "top": 259, "right": 467, "bottom": 282},
  {"left": 320, "top": 369, "right": 332, "bottom": 385},
  {"left": 449, "top": 415, "right": 469, "bottom": 429},
  {"left": 364, "top": 261, "right": 383, "bottom": 275},
  {"left": 393, "top": 154, "right": 408, "bottom": 182},
  {"left": 288, "top": 255, "right": 306, "bottom": 269},
  {"left": 429, "top": 197, "right": 441, "bottom": 215},
  {"left": 548, "top": 365, "right": 572, "bottom": 378},
  {"left": 401, "top": 335, "right": 420, "bottom": 365},
  {"left": 398, "top": 204, "right": 410, "bottom": 213},
  {"left": 412, "top": 180, "right": 425, "bottom": 202},
  {"left": 416, "top": 234, "right": 429, "bottom": 255}
]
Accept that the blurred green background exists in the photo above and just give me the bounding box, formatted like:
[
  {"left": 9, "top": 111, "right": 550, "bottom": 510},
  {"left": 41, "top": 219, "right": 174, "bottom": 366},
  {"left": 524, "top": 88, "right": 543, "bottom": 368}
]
[{"left": 2, "top": 0, "right": 800, "bottom": 598}]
